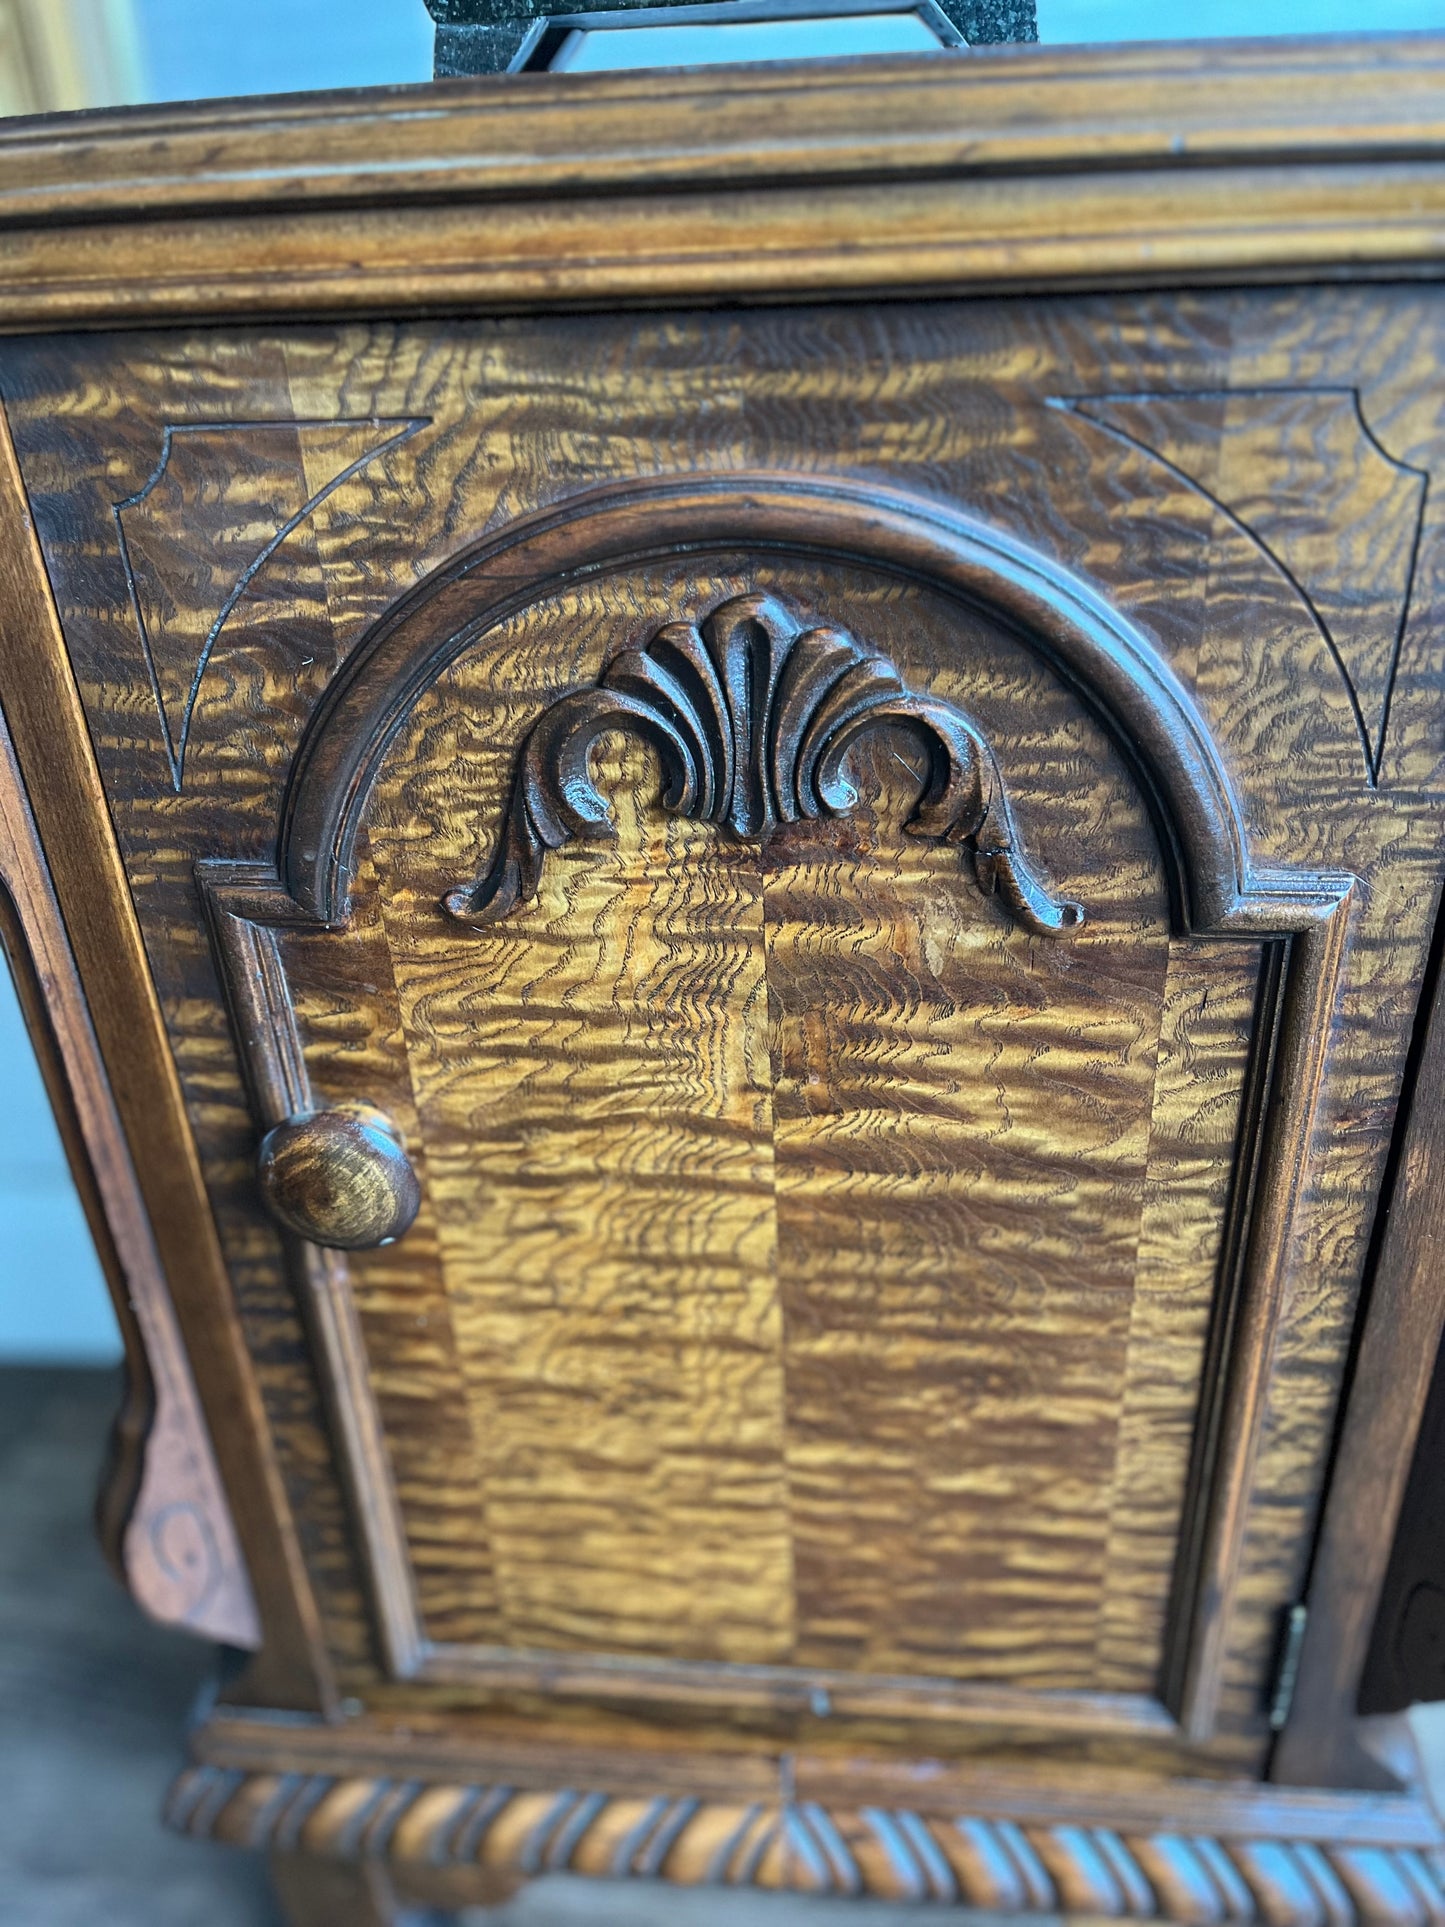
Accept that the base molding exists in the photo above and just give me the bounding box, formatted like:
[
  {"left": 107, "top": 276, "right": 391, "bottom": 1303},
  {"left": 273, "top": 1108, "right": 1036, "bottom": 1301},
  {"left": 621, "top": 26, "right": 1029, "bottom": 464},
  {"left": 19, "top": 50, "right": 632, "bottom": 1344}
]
[{"left": 167, "top": 1760, "right": 1445, "bottom": 1920}]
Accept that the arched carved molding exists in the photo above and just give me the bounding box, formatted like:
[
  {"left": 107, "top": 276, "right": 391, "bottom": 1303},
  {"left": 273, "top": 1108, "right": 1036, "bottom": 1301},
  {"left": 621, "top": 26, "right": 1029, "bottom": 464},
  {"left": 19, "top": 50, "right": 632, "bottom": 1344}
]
[
  {"left": 278, "top": 473, "right": 1352, "bottom": 938},
  {"left": 167, "top": 1762, "right": 1445, "bottom": 1921}
]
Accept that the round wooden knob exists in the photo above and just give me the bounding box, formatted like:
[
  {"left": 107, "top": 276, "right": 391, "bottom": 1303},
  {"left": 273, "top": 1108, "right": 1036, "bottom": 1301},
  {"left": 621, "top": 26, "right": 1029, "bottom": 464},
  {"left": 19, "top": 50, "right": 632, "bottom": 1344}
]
[{"left": 257, "top": 1103, "right": 420, "bottom": 1250}]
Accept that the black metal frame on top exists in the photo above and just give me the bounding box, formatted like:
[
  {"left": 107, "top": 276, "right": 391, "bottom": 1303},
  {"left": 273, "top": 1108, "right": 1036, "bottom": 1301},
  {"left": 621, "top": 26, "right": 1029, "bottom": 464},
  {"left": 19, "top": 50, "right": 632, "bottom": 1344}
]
[{"left": 428, "top": 0, "right": 1035, "bottom": 74}]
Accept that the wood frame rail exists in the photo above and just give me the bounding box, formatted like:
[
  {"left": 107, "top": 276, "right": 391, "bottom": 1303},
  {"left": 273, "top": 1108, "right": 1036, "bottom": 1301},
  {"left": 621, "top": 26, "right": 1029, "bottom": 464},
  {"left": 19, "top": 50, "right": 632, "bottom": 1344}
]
[{"left": 0, "top": 35, "right": 1440, "bottom": 328}]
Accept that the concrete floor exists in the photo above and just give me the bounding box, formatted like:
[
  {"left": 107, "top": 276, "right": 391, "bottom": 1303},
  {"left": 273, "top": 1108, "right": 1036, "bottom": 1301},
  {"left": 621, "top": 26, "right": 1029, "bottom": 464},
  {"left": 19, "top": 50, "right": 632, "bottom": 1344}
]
[{"left": 0, "top": 1369, "right": 998, "bottom": 1926}]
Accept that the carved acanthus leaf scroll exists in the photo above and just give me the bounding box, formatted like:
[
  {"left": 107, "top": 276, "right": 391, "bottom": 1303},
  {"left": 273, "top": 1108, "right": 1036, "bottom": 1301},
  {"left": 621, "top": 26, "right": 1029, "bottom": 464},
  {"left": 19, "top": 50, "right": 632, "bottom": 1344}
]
[{"left": 444, "top": 593, "right": 1082, "bottom": 938}]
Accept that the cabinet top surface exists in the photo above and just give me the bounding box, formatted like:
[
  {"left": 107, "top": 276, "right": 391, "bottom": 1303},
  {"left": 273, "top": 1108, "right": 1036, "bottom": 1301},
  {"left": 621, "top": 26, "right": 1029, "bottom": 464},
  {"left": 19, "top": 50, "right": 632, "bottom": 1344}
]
[
  {"left": 0, "top": 33, "right": 1442, "bottom": 331},
  {"left": 0, "top": 34, "right": 1439, "bottom": 212}
]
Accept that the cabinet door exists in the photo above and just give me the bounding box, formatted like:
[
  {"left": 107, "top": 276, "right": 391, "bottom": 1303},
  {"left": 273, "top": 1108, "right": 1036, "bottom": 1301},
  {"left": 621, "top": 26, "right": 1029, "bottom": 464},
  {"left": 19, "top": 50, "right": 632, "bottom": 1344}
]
[{"left": 5, "top": 290, "right": 1442, "bottom": 1778}]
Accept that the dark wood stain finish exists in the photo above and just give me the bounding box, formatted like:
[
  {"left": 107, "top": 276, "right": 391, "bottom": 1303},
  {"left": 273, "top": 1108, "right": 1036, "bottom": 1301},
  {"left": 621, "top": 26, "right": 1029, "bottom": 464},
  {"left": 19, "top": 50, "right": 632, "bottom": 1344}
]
[{"left": 2, "top": 44, "right": 1445, "bottom": 1922}]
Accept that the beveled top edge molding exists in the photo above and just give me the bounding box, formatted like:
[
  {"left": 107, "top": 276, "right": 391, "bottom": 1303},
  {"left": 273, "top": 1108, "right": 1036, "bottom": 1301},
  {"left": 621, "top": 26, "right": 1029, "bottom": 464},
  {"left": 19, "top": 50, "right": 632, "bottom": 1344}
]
[
  {"left": 277, "top": 470, "right": 1352, "bottom": 941},
  {"left": 0, "top": 34, "right": 1440, "bottom": 227}
]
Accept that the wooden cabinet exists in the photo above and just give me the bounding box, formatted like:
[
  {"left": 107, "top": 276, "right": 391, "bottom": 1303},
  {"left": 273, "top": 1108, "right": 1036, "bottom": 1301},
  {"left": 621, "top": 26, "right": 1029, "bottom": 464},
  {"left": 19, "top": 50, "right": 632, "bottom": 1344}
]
[{"left": 4, "top": 35, "right": 1445, "bottom": 1922}]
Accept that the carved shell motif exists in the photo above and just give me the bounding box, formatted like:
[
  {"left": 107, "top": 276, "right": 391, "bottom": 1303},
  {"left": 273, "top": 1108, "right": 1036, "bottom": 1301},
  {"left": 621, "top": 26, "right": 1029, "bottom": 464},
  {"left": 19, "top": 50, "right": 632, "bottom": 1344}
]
[{"left": 444, "top": 593, "right": 1083, "bottom": 938}]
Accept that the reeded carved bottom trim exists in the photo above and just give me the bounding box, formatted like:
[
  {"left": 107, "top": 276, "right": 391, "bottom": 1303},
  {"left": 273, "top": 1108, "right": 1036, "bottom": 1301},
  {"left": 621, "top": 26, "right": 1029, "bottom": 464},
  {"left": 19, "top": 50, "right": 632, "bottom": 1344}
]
[{"left": 166, "top": 1764, "right": 1445, "bottom": 1920}]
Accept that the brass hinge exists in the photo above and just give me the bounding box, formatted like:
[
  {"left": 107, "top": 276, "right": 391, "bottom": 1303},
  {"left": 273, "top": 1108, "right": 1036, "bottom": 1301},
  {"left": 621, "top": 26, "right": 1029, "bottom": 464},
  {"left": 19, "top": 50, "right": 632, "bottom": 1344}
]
[{"left": 1269, "top": 1602, "right": 1309, "bottom": 1731}]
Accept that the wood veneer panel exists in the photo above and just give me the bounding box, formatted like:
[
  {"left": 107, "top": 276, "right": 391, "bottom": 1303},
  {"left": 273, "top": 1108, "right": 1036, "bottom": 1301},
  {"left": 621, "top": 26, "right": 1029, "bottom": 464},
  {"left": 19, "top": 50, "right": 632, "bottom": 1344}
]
[
  {"left": 758, "top": 595, "right": 1165, "bottom": 1692},
  {"left": 283, "top": 883, "right": 504, "bottom": 1650},
  {"left": 5, "top": 288, "right": 1444, "bottom": 1780},
  {"left": 368, "top": 702, "right": 795, "bottom": 1666},
  {"left": 350, "top": 553, "right": 1253, "bottom": 1702}
]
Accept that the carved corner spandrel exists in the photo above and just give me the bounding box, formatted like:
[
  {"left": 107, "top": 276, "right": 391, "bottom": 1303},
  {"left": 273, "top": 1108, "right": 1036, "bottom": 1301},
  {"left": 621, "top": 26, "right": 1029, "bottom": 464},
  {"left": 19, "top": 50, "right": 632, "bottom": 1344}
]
[
  {"left": 1050, "top": 387, "right": 1429, "bottom": 788},
  {"left": 113, "top": 415, "right": 427, "bottom": 794}
]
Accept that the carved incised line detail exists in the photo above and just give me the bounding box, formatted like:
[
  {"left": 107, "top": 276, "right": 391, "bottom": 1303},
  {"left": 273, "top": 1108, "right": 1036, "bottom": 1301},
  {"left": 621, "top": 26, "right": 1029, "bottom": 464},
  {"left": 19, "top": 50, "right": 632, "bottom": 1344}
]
[
  {"left": 444, "top": 592, "right": 1084, "bottom": 939},
  {"left": 113, "top": 415, "right": 427, "bottom": 791},
  {"left": 1051, "top": 389, "right": 1428, "bottom": 786}
]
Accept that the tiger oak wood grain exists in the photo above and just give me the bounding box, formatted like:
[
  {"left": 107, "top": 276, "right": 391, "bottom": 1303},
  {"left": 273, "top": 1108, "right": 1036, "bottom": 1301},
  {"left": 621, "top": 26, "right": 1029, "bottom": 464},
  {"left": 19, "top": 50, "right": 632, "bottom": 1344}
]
[
  {"left": 5, "top": 59, "right": 1445, "bottom": 1919},
  {"left": 1098, "top": 943, "right": 1260, "bottom": 1695},
  {"left": 7, "top": 286, "right": 1443, "bottom": 1784},
  {"left": 348, "top": 556, "right": 1249, "bottom": 1712},
  {"left": 286, "top": 874, "right": 507, "bottom": 1651},
  {"left": 371, "top": 691, "right": 794, "bottom": 1667},
  {"left": 748, "top": 590, "right": 1167, "bottom": 1690}
]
